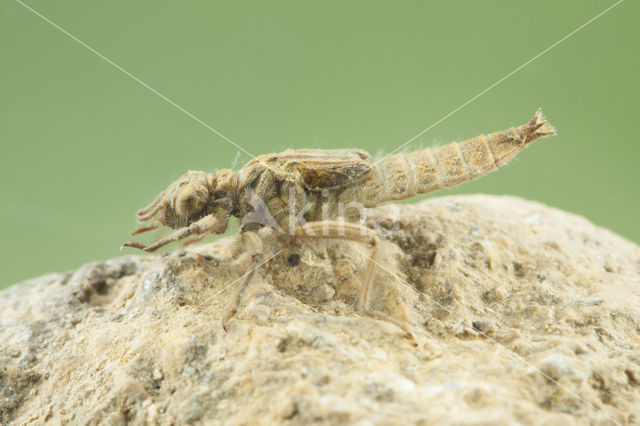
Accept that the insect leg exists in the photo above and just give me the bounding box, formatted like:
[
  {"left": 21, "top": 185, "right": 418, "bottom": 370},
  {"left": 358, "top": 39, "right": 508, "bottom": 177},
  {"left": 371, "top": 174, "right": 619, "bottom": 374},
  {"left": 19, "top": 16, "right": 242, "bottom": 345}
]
[
  {"left": 131, "top": 220, "right": 162, "bottom": 236},
  {"left": 136, "top": 201, "right": 167, "bottom": 223},
  {"left": 125, "top": 215, "right": 221, "bottom": 252},
  {"left": 222, "top": 231, "right": 264, "bottom": 331},
  {"left": 180, "top": 232, "right": 209, "bottom": 247},
  {"left": 294, "top": 221, "right": 413, "bottom": 339}
]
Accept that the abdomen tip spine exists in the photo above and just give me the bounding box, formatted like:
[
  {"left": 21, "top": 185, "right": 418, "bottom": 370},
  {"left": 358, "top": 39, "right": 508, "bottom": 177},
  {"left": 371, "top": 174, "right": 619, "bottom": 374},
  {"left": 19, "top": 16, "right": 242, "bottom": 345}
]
[{"left": 528, "top": 109, "right": 556, "bottom": 139}]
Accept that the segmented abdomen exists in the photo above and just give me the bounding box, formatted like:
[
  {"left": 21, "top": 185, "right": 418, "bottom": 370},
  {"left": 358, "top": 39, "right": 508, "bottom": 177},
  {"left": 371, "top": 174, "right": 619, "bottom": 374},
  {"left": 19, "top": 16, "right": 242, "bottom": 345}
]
[{"left": 357, "top": 110, "right": 555, "bottom": 206}]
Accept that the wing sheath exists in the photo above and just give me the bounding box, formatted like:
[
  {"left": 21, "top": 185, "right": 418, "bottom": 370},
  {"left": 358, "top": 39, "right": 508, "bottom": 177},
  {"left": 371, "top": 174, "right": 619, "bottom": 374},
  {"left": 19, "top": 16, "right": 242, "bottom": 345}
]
[{"left": 257, "top": 149, "right": 372, "bottom": 191}]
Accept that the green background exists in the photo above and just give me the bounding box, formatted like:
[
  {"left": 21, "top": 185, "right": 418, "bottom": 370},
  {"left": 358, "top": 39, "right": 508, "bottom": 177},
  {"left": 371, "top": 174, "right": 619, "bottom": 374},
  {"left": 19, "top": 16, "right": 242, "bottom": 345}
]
[{"left": 1, "top": 1, "right": 638, "bottom": 289}]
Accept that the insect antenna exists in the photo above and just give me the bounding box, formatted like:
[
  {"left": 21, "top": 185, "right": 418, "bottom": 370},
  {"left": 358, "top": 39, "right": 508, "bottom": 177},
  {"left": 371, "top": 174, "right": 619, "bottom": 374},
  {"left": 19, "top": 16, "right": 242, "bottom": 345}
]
[
  {"left": 136, "top": 202, "right": 165, "bottom": 223},
  {"left": 131, "top": 222, "right": 160, "bottom": 236},
  {"left": 136, "top": 191, "right": 165, "bottom": 216}
]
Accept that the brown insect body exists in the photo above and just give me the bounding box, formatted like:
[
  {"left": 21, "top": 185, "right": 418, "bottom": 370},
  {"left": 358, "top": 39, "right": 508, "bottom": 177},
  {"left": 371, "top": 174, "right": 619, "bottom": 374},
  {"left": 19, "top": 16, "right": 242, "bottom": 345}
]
[
  {"left": 123, "top": 110, "right": 554, "bottom": 337},
  {"left": 125, "top": 110, "right": 554, "bottom": 252}
]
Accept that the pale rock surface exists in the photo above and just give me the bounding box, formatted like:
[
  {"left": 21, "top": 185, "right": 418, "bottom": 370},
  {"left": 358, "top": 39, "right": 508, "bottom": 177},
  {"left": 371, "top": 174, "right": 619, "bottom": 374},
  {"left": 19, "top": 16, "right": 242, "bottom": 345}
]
[{"left": 1, "top": 195, "right": 639, "bottom": 425}]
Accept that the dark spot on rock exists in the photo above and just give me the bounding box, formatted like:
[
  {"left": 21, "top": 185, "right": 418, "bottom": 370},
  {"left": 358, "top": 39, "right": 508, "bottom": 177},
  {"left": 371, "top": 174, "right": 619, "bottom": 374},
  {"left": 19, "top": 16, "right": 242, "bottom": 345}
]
[
  {"left": 122, "top": 406, "right": 134, "bottom": 423},
  {"left": 183, "top": 342, "right": 208, "bottom": 364},
  {"left": 277, "top": 335, "right": 311, "bottom": 353},
  {"left": 625, "top": 369, "right": 638, "bottom": 386},
  {"left": 472, "top": 319, "right": 495, "bottom": 334},
  {"left": 317, "top": 375, "right": 331, "bottom": 386},
  {"left": 412, "top": 251, "right": 437, "bottom": 269},
  {"left": 363, "top": 382, "right": 395, "bottom": 402},
  {"left": 513, "top": 262, "right": 526, "bottom": 277},
  {"left": 278, "top": 337, "right": 291, "bottom": 352},
  {"left": 283, "top": 401, "right": 299, "bottom": 420},
  {"left": 287, "top": 253, "right": 300, "bottom": 267},
  {"left": 94, "top": 280, "right": 108, "bottom": 295}
]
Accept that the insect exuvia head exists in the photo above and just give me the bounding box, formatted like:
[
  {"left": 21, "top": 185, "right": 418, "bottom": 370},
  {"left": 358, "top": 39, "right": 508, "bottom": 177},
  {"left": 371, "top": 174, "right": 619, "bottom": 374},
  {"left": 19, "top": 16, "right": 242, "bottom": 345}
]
[
  {"left": 135, "top": 169, "right": 240, "bottom": 230},
  {"left": 172, "top": 171, "right": 213, "bottom": 218},
  {"left": 151, "top": 170, "right": 212, "bottom": 229},
  {"left": 169, "top": 169, "right": 239, "bottom": 226}
]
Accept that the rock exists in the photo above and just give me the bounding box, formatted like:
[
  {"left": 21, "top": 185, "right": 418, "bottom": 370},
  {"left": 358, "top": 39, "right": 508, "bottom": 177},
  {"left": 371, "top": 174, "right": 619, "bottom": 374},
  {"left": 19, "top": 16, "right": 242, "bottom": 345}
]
[{"left": 1, "top": 195, "right": 639, "bottom": 425}]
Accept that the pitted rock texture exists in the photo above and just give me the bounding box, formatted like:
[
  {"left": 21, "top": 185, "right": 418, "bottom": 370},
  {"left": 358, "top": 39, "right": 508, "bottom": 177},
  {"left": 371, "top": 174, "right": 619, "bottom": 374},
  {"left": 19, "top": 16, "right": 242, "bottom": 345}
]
[{"left": 1, "top": 195, "right": 639, "bottom": 425}]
